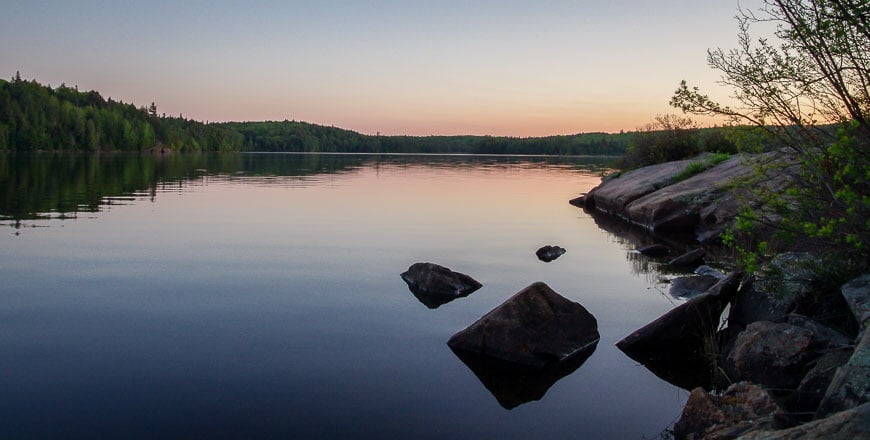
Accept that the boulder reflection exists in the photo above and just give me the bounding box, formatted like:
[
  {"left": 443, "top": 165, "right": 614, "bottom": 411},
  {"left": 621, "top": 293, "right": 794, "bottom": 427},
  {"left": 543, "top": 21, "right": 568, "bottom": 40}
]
[{"left": 450, "top": 342, "right": 597, "bottom": 410}]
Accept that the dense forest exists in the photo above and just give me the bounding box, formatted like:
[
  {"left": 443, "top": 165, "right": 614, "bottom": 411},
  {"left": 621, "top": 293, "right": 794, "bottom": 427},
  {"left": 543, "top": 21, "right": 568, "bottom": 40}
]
[{"left": 0, "top": 74, "right": 242, "bottom": 152}]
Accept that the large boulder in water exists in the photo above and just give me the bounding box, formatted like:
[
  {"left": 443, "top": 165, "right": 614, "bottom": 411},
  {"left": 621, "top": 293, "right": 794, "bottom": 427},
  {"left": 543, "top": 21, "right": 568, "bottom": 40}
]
[
  {"left": 447, "top": 282, "right": 599, "bottom": 368},
  {"left": 616, "top": 272, "right": 741, "bottom": 390},
  {"left": 401, "top": 262, "right": 482, "bottom": 308}
]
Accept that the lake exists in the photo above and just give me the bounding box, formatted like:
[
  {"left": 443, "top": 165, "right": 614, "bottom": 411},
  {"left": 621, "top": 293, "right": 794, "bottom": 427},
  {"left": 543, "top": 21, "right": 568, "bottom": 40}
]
[{"left": 0, "top": 153, "right": 689, "bottom": 439}]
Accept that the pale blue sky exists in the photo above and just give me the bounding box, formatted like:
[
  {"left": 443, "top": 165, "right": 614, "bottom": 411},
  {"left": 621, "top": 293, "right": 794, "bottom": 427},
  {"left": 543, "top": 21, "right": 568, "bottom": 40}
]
[{"left": 1, "top": 1, "right": 761, "bottom": 135}]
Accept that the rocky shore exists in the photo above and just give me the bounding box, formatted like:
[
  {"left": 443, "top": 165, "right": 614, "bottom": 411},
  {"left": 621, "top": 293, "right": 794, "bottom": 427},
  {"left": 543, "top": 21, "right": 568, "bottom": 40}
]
[{"left": 573, "top": 153, "right": 869, "bottom": 439}]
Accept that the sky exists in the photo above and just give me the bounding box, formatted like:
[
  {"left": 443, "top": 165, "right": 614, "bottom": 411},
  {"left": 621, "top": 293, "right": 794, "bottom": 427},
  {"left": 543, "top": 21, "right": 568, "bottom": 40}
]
[{"left": 0, "top": 1, "right": 763, "bottom": 136}]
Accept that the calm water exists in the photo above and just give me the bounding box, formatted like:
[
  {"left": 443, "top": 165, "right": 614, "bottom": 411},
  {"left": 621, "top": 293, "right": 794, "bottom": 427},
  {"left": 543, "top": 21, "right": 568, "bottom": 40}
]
[{"left": 0, "top": 153, "right": 688, "bottom": 439}]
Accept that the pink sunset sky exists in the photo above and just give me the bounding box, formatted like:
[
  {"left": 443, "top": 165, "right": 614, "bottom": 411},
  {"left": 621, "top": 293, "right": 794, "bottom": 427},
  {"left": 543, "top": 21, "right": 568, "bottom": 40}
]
[{"left": 1, "top": 0, "right": 761, "bottom": 136}]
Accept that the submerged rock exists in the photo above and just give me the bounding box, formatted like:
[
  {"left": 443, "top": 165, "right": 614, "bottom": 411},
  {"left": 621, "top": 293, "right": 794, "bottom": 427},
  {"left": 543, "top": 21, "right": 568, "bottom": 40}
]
[
  {"left": 535, "top": 245, "right": 566, "bottom": 262},
  {"left": 400, "top": 262, "right": 482, "bottom": 309},
  {"left": 447, "top": 282, "right": 599, "bottom": 368}
]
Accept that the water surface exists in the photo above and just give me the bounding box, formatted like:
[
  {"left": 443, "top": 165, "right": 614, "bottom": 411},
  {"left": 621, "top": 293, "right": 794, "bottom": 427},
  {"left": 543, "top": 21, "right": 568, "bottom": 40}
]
[{"left": 0, "top": 153, "right": 687, "bottom": 439}]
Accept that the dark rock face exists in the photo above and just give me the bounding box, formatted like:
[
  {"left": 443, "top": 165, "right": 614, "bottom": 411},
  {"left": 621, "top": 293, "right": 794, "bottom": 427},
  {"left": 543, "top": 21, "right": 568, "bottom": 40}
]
[
  {"left": 673, "top": 382, "right": 785, "bottom": 440},
  {"left": 669, "top": 275, "right": 720, "bottom": 299},
  {"left": 816, "top": 328, "right": 870, "bottom": 418},
  {"left": 727, "top": 276, "right": 800, "bottom": 329},
  {"left": 447, "top": 282, "right": 599, "bottom": 368},
  {"left": 616, "top": 273, "right": 741, "bottom": 390},
  {"left": 740, "top": 402, "right": 870, "bottom": 440},
  {"left": 400, "top": 262, "right": 482, "bottom": 309},
  {"left": 450, "top": 340, "right": 596, "bottom": 409},
  {"left": 786, "top": 349, "right": 853, "bottom": 418},
  {"left": 668, "top": 248, "right": 706, "bottom": 267},
  {"left": 726, "top": 321, "right": 815, "bottom": 389},
  {"left": 842, "top": 274, "right": 870, "bottom": 329},
  {"left": 535, "top": 245, "right": 566, "bottom": 262},
  {"left": 637, "top": 244, "right": 670, "bottom": 257},
  {"left": 787, "top": 314, "right": 854, "bottom": 350}
]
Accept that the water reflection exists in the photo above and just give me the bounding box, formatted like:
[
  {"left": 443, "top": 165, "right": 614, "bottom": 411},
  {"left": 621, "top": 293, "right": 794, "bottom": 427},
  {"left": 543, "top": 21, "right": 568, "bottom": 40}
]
[
  {"left": 0, "top": 152, "right": 614, "bottom": 224},
  {"left": 450, "top": 343, "right": 597, "bottom": 410}
]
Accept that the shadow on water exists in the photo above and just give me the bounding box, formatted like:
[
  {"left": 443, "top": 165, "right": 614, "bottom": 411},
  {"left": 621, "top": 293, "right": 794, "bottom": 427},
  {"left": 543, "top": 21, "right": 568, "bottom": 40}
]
[
  {"left": 406, "top": 286, "right": 473, "bottom": 309},
  {"left": 450, "top": 343, "right": 598, "bottom": 410}
]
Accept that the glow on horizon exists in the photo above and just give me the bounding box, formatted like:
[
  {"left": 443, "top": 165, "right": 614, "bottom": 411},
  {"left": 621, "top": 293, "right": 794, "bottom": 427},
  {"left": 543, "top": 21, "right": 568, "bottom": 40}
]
[{"left": 0, "top": 1, "right": 759, "bottom": 137}]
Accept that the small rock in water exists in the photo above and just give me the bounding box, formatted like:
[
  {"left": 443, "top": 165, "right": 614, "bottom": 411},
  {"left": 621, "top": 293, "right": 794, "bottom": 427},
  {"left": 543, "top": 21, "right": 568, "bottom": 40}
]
[
  {"left": 694, "top": 265, "right": 725, "bottom": 279},
  {"left": 667, "top": 248, "right": 706, "bottom": 267},
  {"left": 669, "top": 275, "right": 720, "bottom": 298},
  {"left": 400, "top": 262, "right": 482, "bottom": 308},
  {"left": 637, "top": 244, "right": 670, "bottom": 257},
  {"left": 536, "top": 245, "right": 566, "bottom": 262}
]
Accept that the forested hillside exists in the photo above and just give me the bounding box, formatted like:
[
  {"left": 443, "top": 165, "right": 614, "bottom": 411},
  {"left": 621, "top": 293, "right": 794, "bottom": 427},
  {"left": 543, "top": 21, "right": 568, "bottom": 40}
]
[{"left": 0, "top": 74, "right": 242, "bottom": 152}]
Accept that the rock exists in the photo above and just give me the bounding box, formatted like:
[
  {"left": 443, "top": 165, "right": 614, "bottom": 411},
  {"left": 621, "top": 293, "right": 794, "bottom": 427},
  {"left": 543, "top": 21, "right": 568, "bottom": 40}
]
[
  {"left": 400, "top": 262, "right": 482, "bottom": 309},
  {"left": 669, "top": 275, "right": 720, "bottom": 299},
  {"left": 816, "top": 328, "right": 870, "bottom": 418},
  {"left": 726, "top": 321, "right": 815, "bottom": 389},
  {"left": 585, "top": 159, "right": 697, "bottom": 217},
  {"left": 577, "top": 152, "right": 798, "bottom": 239},
  {"left": 787, "top": 314, "right": 854, "bottom": 350},
  {"left": 842, "top": 274, "right": 870, "bottom": 329},
  {"left": 447, "top": 282, "right": 599, "bottom": 368},
  {"left": 637, "top": 244, "right": 670, "bottom": 257},
  {"left": 568, "top": 194, "right": 589, "bottom": 208},
  {"left": 695, "top": 265, "right": 725, "bottom": 279},
  {"left": 535, "top": 245, "right": 566, "bottom": 262},
  {"left": 616, "top": 272, "right": 741, "bottom": 390},
  {"left": 450, "top": 340, "right": 596, "bottom": 409},
  {"left": 673, "top": 382, "right": 785, "bottom": 440},
  {"left": 786, "top": 349, "right": 853, "bottom": 418},
  {"left": 622, "top": 155, "right": 757, "bottom": 232},
  {"left": 740, "top": 402, "right": 870, "bottom": 440},
  {"left": 767, "top": 252, "right": 819, "bottom": 298},
  {"left": 728, "top": 275, "right": 800, "bottom": 329},
  {"left": 667, "top": 248, "right": 706, "bottom": 267}
]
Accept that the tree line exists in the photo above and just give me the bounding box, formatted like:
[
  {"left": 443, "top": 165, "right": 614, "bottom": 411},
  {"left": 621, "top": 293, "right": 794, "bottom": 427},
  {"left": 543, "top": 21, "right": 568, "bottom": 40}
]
[
  {"left": 0, "top": 75, "right": 635, "bottom": 155},
  {"left": 1, "top": 73, "right": 761, "bottom": 158},
  {"left": 221, "top": 120, "right": 631, "bottom": 155}
]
